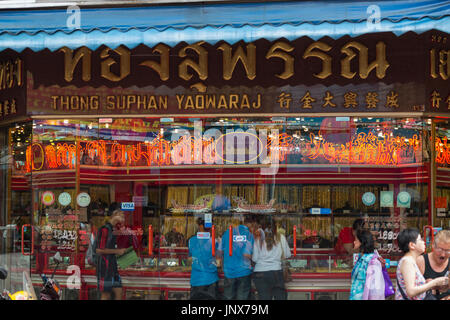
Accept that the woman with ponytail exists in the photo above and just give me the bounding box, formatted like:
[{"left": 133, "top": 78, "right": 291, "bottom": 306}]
[{"left": 251, "top": 221, "right": 291, "bottom": 300}]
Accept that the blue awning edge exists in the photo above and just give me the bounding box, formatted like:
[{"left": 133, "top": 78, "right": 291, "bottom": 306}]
[{"left": 0, "top": 1, "right": 449, "bottom": 52}]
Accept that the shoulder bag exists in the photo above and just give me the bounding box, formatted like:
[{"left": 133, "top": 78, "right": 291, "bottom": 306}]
[
  {"left": 396, "top": 275, "right": 437, "bottom": 300},
  {"left": 281, "top": 237, "right": 292, "bottom": 283}
]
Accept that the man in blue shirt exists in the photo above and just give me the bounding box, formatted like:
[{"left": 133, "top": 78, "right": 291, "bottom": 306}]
[
  {"left": 188, "top": 217, "right": 220, "bottom": 299},
  {"left": 219, "top": 216, "right": 255, "bottom": 300}
]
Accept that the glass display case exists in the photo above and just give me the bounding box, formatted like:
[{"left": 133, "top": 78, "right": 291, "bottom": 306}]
[{"left": 1, "top": 115, "right": 446, "bottom": 299}]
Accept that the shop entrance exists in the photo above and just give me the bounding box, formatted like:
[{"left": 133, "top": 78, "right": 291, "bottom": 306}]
[{"left": 2, "top": 116, "right": 446, "bottom": 300}]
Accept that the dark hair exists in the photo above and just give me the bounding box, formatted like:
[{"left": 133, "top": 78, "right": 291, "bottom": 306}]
[
  {"left": 356, "top": 230, "right": 375, "bottom": 254},
  {"left": 107, "top": 202, "right": 120, "bottom": 216},
  {"left": 264, "top": 223, "right": 279, "bottom": 251},
  {"left": 196, "top": 217, "right": 204, "bottom": 226},
  {"left": 196, "top": 217, "right": 211, "bottom": 231},
  {"left": 352, "top": 219, "right": 365, "bottom": 231},
  {"left": 244, "top": 216, "right": 255, "bottom": 225},
  {"left": 397, "top": 228, "right": 420, "bottom": 253}
]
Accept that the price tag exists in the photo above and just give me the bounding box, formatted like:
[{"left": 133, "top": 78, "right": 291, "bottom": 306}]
[{"left": 197, "top": 232, "right": 211, "bottom": 240}]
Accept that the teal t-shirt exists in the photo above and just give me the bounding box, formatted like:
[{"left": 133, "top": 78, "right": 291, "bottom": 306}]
[
  {"left": 220, "top": 225, "right": 254, "bottom": 279},
  {"left": 188, "top": 235, "right": 219, "bottom": 287}
]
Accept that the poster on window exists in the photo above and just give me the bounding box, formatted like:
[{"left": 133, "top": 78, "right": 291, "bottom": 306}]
[
  {"left": 396, "top": 191, "right": 411, "bottom": 208},
  {"left": 380, "top": 191, "right": 394, "bottom": 207}
]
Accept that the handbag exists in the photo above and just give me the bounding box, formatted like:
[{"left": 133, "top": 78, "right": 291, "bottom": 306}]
[
  {"left": 116, "top": 246, "right": 139, "bottom": 269},
  {"left": 281, "top": 237, "right": 292, "bottom": 283},
  {"left": 381, "top": 266, "right": 395, "bottom": 297},
  {"left": 396, "top": 275, "right": 437, "bottom": 300},
  {"left": 282, "top": 260, "right": 292, "bottom": 283}
]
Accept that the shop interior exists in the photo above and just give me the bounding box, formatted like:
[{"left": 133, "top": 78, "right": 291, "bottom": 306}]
[{"left": 2, "top": 116, "right": 449, "bottom": 299}]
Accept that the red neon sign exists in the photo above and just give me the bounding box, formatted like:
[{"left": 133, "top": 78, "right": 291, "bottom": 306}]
[{"left": 21, "top": 130, "right": 426, "bottom": 172}]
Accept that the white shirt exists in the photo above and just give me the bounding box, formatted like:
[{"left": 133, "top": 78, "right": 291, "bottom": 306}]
[{"left": 252, "top": 234, "right": 291, "bottom": 272}]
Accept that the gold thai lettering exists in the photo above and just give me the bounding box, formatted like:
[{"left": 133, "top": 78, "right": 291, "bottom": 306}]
[
  {"left": 341, "top": 41, "right": 389, "bottom": 79},
  {"left": 178, "top": 41, "right": 208, "bottom": 81},
  {"left": 100, "top": 46, "right": 131, "bottom": 82},
  {"left": 218, "top": 43, "right": 256, "bottom": 80},
  {"left": 60, "top": 41, "right": 394, "bottom": 83},
  {"left": 60, "top": 47, "right": 91, "bottom": 82},
  {"left": 430, "top": 49, "right": 438, "bottom": 79},
  {"left": 303, "top": 41, "right": 332, "bottom": 79},
  {"left": 0, "top": 58, "right": 23, "bottom": 90},
  {"left": 439, "top": 50, "right": 450, "bottom": 80},
  {"left": 139, "top": 44, "right": 170, "bottom": 81},
  {"left": 266, "top": 41, "right": 294, "bottom": 79},
  {"left": 431, "top": 49, "right": 450, "bottom": 80}
]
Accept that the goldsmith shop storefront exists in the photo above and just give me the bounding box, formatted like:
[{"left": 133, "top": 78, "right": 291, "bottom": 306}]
[{"left": 1, "top": 1, "right": 450, "bottom": 300}]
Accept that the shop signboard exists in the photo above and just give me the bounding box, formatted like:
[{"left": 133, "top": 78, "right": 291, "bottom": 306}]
[{"left": 12, "top": 30, "right": 448, "bottom": 117}]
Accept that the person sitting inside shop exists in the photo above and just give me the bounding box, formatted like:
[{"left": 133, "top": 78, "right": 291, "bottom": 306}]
[
  {"left": 165, "top": 228, "right": 185, "bottom": 247},
  {"left": 334, "top": 201, "right": 353, "bottom": 214},
  {"left": 188, "top": 217, "right": 221, "bottom": 300},
  {"left": 334, "top": 218, "right": 365, "bottom": 255}
]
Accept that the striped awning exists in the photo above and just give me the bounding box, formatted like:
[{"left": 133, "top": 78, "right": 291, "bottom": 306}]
[{"left": 0, "top": 0, "right": 449, "bottom": 51}]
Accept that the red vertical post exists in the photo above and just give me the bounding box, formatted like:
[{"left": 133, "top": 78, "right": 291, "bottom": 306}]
[{"left": 148, "top": 225, "right": 153, "bottom": 256}]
